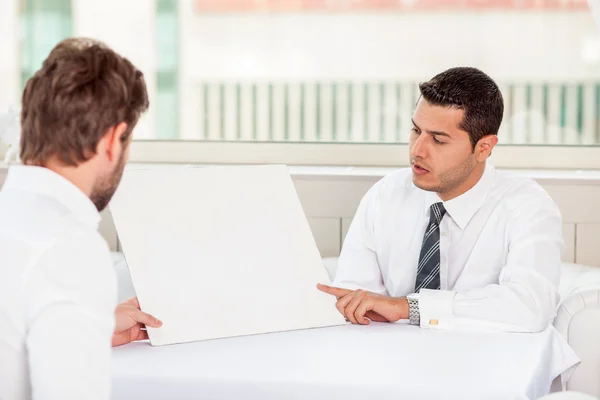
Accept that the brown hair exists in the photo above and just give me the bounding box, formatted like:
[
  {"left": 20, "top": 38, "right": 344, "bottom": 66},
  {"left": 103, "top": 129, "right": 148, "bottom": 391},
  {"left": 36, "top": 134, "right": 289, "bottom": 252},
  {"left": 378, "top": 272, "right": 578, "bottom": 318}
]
[
  {"left": 20, "top": 37, "right": 149, "bottom": 166},
  {"left": 419, "top": 67, "right": 504, "bottom": 150}
]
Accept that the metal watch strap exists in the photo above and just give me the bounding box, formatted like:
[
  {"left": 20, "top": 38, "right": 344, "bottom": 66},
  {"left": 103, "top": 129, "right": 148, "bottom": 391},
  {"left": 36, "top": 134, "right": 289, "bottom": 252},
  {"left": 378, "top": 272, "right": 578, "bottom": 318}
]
[{"left": 408, "top": 296, "right": 420, "bottom": 325}]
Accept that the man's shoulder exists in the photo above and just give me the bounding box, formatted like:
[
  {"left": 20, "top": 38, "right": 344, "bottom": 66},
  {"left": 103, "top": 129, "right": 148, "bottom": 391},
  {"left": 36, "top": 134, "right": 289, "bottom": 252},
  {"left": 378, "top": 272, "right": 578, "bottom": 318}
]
[
  {"left": 23, "top": 231, "right": 116, "bottom": 315},
  {"left": 35, "top": 231, "right": 112, "bottom": 275},
  {"left": 0, "top": 189, "right": 101, "bottom": 244},
  {"left": 8, "top": 200, "right": 117, "bottom": 323},
  {"left": 359, "top": 168, "right": 427, "bottom": 211},
  {"left": 0, "top": 191, "right": 109, "bottom": 282},
  {"left": 492, "top": 169, "right": 559, "bottom": 214},
  {"left": 6, "top": 195, "right": 114, "bottom": 289},
  {"left": 370, "top": 168, "right": 415, "bottom": 196},
  {"left": 494, "top": 169, "right": 551, "bottom": 198}
]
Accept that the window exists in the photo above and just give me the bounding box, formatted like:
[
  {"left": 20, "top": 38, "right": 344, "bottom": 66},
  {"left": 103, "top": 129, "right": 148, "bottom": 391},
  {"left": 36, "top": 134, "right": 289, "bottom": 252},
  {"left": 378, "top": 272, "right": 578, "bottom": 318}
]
[
  {"left": 19, "top": 0, "right": 72, "bottom": 90},
  {"left": 5, "top": 0, "right": 600, "bottom": 168}
]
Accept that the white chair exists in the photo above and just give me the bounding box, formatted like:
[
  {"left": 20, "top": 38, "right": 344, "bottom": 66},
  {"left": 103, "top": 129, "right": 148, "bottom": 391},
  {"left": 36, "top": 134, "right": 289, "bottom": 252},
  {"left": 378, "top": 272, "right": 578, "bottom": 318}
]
[
  {"left": 555, "top": 287, "right": 600, "bottom": 397},
  {"left": 112, "top": 252, "right": 135, "bottom": 302}
]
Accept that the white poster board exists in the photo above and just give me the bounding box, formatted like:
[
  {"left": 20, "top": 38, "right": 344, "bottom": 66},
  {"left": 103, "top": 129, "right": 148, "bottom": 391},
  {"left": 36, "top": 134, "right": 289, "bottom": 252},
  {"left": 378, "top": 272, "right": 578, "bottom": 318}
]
[{"left": 109, "top": 165, "right": 345, "bottom": 346}]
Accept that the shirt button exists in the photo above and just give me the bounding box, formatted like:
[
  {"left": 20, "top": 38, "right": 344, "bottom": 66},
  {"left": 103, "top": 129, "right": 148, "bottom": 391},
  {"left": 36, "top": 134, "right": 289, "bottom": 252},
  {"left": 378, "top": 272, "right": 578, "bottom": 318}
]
[{"left": 440, "top": 232, "right": 447, "bottom": 237}]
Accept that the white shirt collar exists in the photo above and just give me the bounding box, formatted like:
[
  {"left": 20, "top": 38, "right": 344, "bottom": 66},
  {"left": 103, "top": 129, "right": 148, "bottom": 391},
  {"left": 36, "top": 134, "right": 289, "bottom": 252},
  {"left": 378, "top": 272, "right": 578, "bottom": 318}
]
[
  {"left": 422, "top": 163, "right": 495, "bottom": 230},
  {"left": 2, "top": 165, "right": 101, "bottom": 228}
]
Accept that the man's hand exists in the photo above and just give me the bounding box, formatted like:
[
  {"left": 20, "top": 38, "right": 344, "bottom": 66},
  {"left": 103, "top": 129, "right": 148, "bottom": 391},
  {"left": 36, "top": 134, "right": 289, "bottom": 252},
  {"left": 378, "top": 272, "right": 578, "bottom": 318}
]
[
  {"left": 317, "top": 284, "right": 409, "bottom": 325},
  {"left": 112, "top": 297, "right": 162, "bottom": 347}
]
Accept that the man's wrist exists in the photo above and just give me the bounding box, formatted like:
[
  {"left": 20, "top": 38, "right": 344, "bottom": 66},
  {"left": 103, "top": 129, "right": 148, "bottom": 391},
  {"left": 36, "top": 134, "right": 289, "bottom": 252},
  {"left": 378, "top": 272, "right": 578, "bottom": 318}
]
[{"left": 395, "top": 297, "right": 409, "bottom": 320}]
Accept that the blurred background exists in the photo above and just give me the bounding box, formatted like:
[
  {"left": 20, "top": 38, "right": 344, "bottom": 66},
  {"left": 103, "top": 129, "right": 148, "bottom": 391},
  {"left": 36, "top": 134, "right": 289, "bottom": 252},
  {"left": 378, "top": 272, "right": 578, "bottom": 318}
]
[{"left": 1, "top": 0, "right": 599, "bottom": 166}]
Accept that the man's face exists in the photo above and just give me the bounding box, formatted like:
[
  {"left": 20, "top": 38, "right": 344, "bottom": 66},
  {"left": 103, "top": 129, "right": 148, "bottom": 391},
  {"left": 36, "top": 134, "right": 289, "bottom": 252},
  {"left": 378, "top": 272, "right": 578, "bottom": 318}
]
[
  {"left": 90, "top": 144, "right": 129, "bottom": 212},
  {"left": 409, "top": 99, "right": 478, "bottom": 198}
]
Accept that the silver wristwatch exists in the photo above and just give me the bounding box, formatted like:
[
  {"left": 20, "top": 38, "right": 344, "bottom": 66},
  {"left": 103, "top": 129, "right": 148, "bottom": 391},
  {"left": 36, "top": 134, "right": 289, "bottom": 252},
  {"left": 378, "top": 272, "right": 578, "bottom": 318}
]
[{"left": 406, "top": 293, "right": 420, "bottom": 325}]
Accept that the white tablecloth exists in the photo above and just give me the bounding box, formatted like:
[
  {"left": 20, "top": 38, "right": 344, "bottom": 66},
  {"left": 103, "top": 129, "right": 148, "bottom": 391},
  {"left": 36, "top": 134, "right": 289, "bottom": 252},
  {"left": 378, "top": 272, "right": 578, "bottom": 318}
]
[{"left": 111, "top": 322, "right": 579, "bottom": 400}]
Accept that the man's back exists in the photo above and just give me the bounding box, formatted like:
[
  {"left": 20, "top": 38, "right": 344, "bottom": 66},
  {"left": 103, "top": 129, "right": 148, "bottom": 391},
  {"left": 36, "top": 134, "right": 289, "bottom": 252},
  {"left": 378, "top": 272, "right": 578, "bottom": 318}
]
[{"left": 0, "top": 166, "right": 117, "bottom": 399}]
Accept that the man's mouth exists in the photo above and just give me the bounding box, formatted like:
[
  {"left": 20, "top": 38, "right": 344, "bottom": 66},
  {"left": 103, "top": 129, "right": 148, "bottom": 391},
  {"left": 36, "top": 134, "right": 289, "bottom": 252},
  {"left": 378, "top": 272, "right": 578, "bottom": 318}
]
[{"left": 412, "top": 163, "right": 430, "bottom": 175}]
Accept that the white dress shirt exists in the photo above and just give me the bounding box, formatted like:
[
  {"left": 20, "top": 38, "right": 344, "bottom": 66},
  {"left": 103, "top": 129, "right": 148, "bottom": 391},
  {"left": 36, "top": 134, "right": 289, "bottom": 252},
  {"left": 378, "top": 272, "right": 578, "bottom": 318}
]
[
  {"left": 333, "top": 163, "right": 564, "bottom": 332},
  {"left": 0, "top": 166, "right": 117, "bottom": 400}
]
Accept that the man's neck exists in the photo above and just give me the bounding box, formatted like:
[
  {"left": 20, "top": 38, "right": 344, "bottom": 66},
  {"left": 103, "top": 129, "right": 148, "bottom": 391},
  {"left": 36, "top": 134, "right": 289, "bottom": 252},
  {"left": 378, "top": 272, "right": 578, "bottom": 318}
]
[
  {"left": 41, "top": 160, "right": 95, "bottom": 199},
  {"left": 437, "top": 164, "right": 486, "bottom": 202}
]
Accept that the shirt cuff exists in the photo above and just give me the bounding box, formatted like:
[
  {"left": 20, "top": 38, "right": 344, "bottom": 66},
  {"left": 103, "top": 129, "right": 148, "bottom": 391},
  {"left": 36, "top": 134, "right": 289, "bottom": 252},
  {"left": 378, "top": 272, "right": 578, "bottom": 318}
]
[{"left": 418, "top": 289, "right": 457, "bottom": 330}]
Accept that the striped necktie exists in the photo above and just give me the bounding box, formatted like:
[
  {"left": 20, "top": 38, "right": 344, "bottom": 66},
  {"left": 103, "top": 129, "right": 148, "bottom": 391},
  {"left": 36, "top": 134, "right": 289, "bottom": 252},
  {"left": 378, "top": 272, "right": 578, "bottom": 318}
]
[{"left": 415, "top": 202, "right": 446, "bottom": 292}]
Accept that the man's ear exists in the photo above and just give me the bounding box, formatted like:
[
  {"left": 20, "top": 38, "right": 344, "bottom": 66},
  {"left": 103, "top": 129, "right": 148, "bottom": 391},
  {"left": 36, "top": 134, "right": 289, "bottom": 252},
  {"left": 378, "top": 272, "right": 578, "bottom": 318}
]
[
  {"left": 100, "top": 122, "right": 129, "bottom": 162},
  {"left": 475, "top": 134, "right": 498, "bottom": 161}
]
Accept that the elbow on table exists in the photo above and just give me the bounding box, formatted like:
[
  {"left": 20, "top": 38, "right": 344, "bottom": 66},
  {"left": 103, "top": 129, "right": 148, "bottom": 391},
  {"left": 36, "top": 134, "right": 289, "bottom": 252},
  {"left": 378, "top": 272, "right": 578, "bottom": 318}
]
[{"left": 512, "top": 300, "right": 557, "bottom": 333}]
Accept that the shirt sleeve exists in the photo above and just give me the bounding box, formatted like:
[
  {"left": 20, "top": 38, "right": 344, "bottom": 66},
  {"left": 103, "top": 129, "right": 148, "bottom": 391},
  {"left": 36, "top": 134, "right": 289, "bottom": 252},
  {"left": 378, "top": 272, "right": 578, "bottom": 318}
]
[
  {"left": 418, "top": 191, "right": 563, "bottom": 333},
  {"left": 333, "top": 181, "right": 388, "bottom": 295},
  {"left": 23, "top": 233, "right": 117, "bottom": 400}
]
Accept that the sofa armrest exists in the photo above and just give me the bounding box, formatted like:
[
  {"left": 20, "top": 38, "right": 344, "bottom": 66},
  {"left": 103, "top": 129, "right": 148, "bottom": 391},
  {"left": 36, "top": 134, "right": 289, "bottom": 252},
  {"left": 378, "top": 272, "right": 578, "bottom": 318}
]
[{"left": 555, "top": 289, "right": 600, "bottom": 398}]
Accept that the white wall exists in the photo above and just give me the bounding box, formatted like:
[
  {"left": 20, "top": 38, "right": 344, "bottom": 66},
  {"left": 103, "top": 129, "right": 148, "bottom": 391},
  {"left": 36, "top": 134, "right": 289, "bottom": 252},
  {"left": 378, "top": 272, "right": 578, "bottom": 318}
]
[
  {"left": 0, "top": 165, "right": 598, "bottom": 264},
  {"left": 104, "top": 172, "right": 600, "bottom": 266}
]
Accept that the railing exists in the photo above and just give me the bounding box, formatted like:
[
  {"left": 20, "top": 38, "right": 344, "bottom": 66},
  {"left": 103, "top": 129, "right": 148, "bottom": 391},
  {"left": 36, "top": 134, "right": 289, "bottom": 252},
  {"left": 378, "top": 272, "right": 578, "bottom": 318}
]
[{"left": 178, "top": 81, "right": 600, "bottom": 145}]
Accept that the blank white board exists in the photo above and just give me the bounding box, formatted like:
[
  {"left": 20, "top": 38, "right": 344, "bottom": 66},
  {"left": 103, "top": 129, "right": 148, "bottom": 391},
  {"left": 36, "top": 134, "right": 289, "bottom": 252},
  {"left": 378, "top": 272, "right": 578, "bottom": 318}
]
[{"left": 109, "top": 165, "right": 345, "bottom": 346}]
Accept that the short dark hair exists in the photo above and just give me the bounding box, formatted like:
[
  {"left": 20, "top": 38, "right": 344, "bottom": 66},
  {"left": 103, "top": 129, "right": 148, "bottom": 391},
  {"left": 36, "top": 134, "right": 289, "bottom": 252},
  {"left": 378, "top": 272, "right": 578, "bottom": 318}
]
[
  {"left": 418, "top": 67, "right": 503, "bottom": 149},
  {"left": 20, "top": 37, "right": 149, "bottom": 166}
]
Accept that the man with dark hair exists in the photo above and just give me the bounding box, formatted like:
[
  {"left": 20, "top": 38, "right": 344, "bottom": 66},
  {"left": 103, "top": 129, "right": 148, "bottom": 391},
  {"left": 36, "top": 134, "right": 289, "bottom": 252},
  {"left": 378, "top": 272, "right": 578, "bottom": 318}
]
[
  {"left": 319, "top": 67, "right": 563, "bottom": 333},
  {"left": 0, "top": 38, "right": 160, "bottom": 399}
]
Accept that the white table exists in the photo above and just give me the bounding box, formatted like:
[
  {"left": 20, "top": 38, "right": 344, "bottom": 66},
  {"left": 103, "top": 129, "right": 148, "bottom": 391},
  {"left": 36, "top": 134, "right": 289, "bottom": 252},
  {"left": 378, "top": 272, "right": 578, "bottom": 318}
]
[{"left": 111, "top": 322, "right": 579, "bottom": 400}]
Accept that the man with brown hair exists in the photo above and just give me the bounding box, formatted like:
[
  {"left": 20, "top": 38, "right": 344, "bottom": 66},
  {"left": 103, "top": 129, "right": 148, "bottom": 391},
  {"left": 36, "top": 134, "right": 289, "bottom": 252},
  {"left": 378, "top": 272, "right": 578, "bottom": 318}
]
[{"left": 0, "top": 38, "right": 159, "bottom": 399}]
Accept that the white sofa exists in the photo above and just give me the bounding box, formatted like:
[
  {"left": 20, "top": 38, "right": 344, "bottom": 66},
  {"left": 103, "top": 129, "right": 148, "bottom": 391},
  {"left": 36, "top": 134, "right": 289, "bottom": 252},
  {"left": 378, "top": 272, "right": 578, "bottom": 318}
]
[
  {"left": 555, "top": 272, "right": 600, "bottom": 397},
  {"left": 111, "top": 253, "right": 600, "bottom": 398}
]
